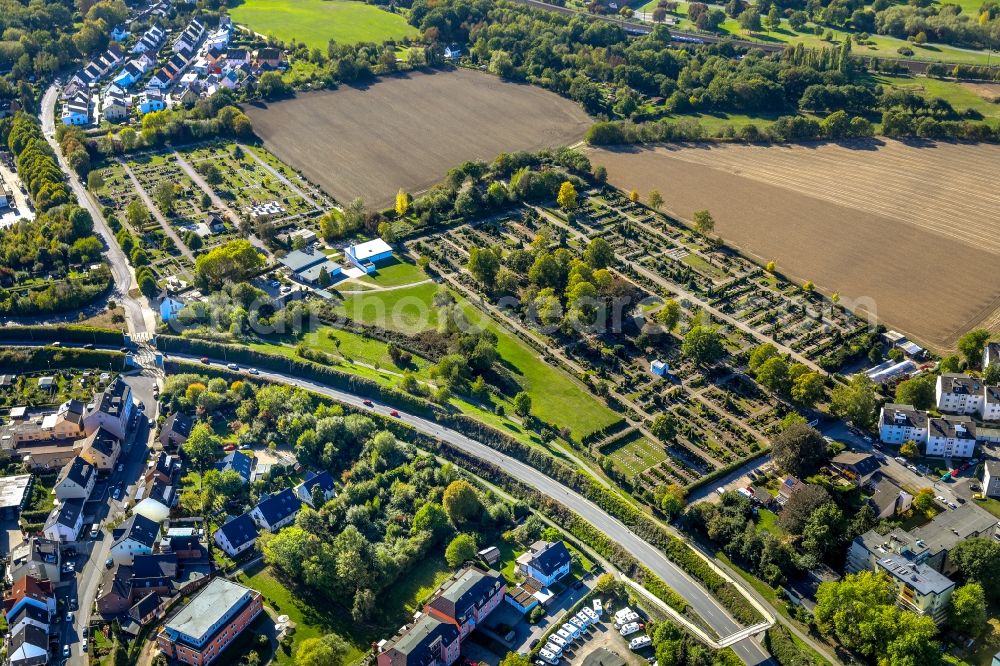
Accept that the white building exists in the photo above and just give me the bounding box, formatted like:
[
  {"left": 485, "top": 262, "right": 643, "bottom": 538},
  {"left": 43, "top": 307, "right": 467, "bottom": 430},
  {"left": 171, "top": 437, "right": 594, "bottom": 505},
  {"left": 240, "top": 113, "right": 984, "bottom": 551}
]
[
  {"left": 878, "top": 404, "right": 928, "bottom": 445},
  {"left": 61, "top": 92, "right": 90, "bottom": 125},
  {"left": 53, "top": 457, "right": 96, "bottom": 502},
  {"left": 109, "top": 513, "right": 159, "bottom": 564},
  {"left": 984, "top": 342, "right": 1000, "bottom": 370},
  {"left": 82, "top": 376, "right": 134, "bottom": 440},
  {"left": 925, "top": 416, "right": 976, "bottom": 458},
  {"left": 214, "top": 513, "right": 258, "bottom": 557},
  {"left": 43, "top": 498, "right": 83, "bottom": 542},
  {"left": 936, "top": 374, "right": 985, "bottom": 416},
  {"left": 984, "top": 461, "right": 1000, "bottom": 498}
]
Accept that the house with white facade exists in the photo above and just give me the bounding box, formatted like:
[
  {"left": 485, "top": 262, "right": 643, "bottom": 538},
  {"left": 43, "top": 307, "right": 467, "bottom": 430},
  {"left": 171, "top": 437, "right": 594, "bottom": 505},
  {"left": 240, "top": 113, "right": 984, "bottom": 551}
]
[
  {"left": 137, "top": 90, "right": 166, "bottom": 115},
  {"left": 515, "top": 540, "right": 571, "bottom": 587},
  {"left": 54, "top": 457, "right": 95, "bottom": 502},
  {"left": 250, "top": 488, "right": 301, "bottom": 532},
  {"left": 214, "top": 513, "right": 258, "bottom": 557},
  {"left": 345, "top": 238, "right": 394, "bottom": 274},
  {"left": 878, "top": 404, "right": 928, "bottom": 445},
  {"left": 110, "top": 514, "right": 160, "bottom": 565},
  {"left": 43, "top": 498, "right": 83, "bottom": 543},
  {"left": 936, "top": 374, "right": 986, "bottom": 416},
  {"left": 82, "top": 376, "right": 134, "bottom": 440},
  {"left": 294, "top": 471, "right": 336, "bottom": 508},
  {"left": 926, "top": 416, "right": 976, "bottom": 458},
  {"left": 61, "top": 92, "right": 90, "bottom": 125},
  {"left": 983, "top": 460, "right": 1000, "bottom": 498}
]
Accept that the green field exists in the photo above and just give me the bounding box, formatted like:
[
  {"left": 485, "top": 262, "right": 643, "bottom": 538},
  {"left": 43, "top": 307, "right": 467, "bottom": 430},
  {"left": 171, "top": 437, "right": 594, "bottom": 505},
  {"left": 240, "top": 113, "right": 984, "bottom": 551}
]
[
  {"left": 873, "top": 74, "right": 1000, "bottom": 126},
  {"left": 231, "top": 0, "right": 419, "bottom": 48}
]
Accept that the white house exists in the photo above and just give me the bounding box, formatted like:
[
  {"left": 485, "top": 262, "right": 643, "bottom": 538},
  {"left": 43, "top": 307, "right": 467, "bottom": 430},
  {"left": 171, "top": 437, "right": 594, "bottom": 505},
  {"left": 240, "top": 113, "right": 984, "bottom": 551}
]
[
  {"left": 345, "top": 238, "right": 393, "bottom": 274},
  {"left": 294, "top": 471, "right": 336, "bottom": 508},
  {"left": 444, "top": 44, "right": 462, "bottom": 59},
  {"left": 984, "top": 461, "right": 1000, "bottom": 498},
  {"left": 159, "top": 295, "right": 185, "bottom": 322},
  {"left": 54, "top": 457, "right": 96, "bottom": 502},
  {"left": 61, "top": 92, "right": 90, "bottom": 125},
  {"left": 110, "top": 514, "right": 159, "bottom": 564},
  {"left": 926, "top": 416, "right": 976, "bottom": 459},
  {"left": 250, "top": 488, "right": 301, "bottom": 532},
  {"left": 102, "top": 86, "right": 129, "bottom": 122},
  {"left": 111, "top": 24, "right": 129, "bottom": 41},
  {"left": 515, "top": 540, "right": 571, "bottom": 587},
  {"left": 936, "top": 374, "right": 985, "bottom": 416},
  {"left": 137, "top": 90, "right": 166, "bottom": 115},
  {"left": 214, "top": 513, "right": 258, "bottom": 557},
  {"left": 982, "top": 386, "right": 1000, "bottom": 421},
  {"left": 43, "top": 499, "right": 83, "bottom": 543},
  {"left": 984, "top": 342, "right": 1000, "bottom": 370},
  {"left": 83, "top": 376, "right": 134, "bottom": 440},
  {"left": 878, "top": 404, "right": 928, "bottom": 445},
  {"left": 650, "top": 360, "right": 668, "bottom": 377}
]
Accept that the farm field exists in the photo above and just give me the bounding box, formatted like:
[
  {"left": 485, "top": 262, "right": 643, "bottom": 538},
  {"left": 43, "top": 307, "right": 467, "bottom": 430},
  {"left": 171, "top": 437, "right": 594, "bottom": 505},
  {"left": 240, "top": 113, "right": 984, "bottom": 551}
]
[
  {"left": 230, "top": 0, "right": 419, "bottom": 48},
  {"left": 586, "top": 140, "right": 1000, "bottom": 351},
  {"left": 247, "top": 69, "right": 593, "bottom": 208}
]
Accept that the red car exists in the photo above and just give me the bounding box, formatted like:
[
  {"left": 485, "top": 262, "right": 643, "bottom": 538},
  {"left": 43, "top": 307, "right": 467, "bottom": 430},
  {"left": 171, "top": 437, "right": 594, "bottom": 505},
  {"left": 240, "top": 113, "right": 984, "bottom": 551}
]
[
  {"left": 390, "top": 410, "right": 400, "bottom": 418},
  {"left": 223, "top": 444, "right": 236, "bottom": 452},
  {"left": 200, "top": 357, "right": 210, "bottom": 364},
  {"left": 362, "top": 399, "right": 373, "bottom": 407}
]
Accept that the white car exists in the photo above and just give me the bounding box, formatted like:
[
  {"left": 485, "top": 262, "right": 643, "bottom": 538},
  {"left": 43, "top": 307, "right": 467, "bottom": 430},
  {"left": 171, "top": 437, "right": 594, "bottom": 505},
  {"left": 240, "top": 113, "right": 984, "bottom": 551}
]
[
  {"left": 66, "top": 612, "right": 73, "bottom": 622},
  {"left": 629, "top": 636, "right": 652, "bottom": 650},
  {"left": 935, "top": 495, "right": 946, "bottom": 502},
  {"left": 562, "top": 623, "right": 581, "bottom": 639},
  {"left": 894, "top": 456, "right": 906, "bottom": 464},
  {"left": 227, "top": 363, "right": 239, "bottom": 371},
  {"left": 248, "top": 368, "right": 259, "bottom": 375}
]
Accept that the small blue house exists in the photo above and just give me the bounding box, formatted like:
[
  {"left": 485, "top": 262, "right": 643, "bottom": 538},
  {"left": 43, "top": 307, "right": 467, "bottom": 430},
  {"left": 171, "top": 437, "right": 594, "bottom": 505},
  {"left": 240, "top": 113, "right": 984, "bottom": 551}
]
[
  {"left": 111, "top": 24, "right": 129, "bottom": 42},
  {"left": 159, "top": 296, "right": 185, "bottom": 322},
  {"left": 515, "top": 540, "right": 571, "bottom": 587},
  {"left": 345, "top": 238, "right": 393, "bottom": 274},
  {"left": 137, "top": 90, "right": 166, "bottom": 115}
]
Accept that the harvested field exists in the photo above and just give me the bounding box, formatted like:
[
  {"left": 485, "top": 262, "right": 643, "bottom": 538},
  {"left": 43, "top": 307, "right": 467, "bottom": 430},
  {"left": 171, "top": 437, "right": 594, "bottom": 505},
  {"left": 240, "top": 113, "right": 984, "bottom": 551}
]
[
  {"left": 247, "top": 69, "right": 592, "bottom": 208},
  {"left": 586, "top": 140, "right": 1000, "bottom": 351}
]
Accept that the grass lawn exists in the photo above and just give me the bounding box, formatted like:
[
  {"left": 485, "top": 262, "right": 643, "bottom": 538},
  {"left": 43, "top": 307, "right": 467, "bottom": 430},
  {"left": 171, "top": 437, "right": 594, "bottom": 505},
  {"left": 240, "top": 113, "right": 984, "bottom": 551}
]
[
  {"left": 358, "top": 258, "right": 430, "bottom": 288},
  {"left": 336, "top": 282, "right": 442, "bottom": 335},
  {"left": 301, "top": 326, "right": 434, "bottom": 378},
  {"left": 231, "top": 0, "right": 419, "bottom": 48},
  {"left": 756, "top": 508, "right": 786, "bottom": 537},
  {"left": 872, "top": 74, "right": 1000, "bottom": 127}
]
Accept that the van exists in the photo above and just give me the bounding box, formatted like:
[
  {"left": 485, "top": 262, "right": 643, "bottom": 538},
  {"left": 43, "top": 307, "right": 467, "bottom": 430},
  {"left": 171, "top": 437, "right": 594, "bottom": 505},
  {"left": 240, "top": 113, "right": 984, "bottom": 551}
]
[
  {"left": 550, "top": 635, "right": 567, "bottom": 649},
  {"left": 593, "top": 599, "right": 603, "bottom": 617},
  {"left": 539, "top": 650, "right": 559, "bottom": 665},
  {"left": 620, "top": 622, "right": 641, "bottom": 637},
  {"left": 544, "top": 643, "right": 562, "bottom": 657},
  {"left": 562, "top": 623, "right": 581, "bottom": 639},
  {"left": 583, "top": 607, "right": 599, "bottom": 623},
  {"left": 556, "top": 628, "right": 574, "bottom": 643},
  {"left": 629, "top": 636, "right": 651, "bottom": 650}
]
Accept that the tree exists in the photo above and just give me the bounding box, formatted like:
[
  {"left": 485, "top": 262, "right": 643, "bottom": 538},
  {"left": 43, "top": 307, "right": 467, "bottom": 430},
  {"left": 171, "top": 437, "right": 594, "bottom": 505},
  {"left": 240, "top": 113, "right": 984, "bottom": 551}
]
[
  {"left": 195, "top": 240, "right": 265, "bottom": 290},
  {"left": 656, "top": 299, "right": 681, "bottom": 332},
  {"left": 629, "top": 190, "right": 639, "bottom": 203},
  {"left": 467, "top": 247, "right": 501, "bottom": 286},
  {"left": 87, "top": 170, "right": 104, "bottom": 191},
  {"left": 557, "top": 181, "right": 578, "bottom": 211},
  {"left": 739, "top": 8, "right": 762, "bottom": 32},
  {"left": 756, "top": 356, "right": 790, "bottom": 394},
  {"left": 899, "top": 439, "right": 920, "bottom": 458},
  {"left": 940, "top": 355, "right": 962, "bottom": 373},
  {"left": 152, "top": 181, "right": 175, "bottom": 213},
  {"left": 257, "top": 71, "right": 292, "bottom": 100},
  {"left": 791, "top": 372, "right": 825, "bottom": 407},
  {"left": 950, "top": 583, "right": 987, "bottom": 636},
  {"left": 513, "top": 391, "right": 532, "bottom": 418},
  {"left": 654, "top": 483, "right": 685, "bottom": 517},
  {"left": 296, "top": 633, "right": 350, "bottom": 666},
  {"left": 800, "top": 501, "right": 845, "bottom": 562},
  {"left": 445, "top": 533, "right": 478, "bottom": 566},
  {"left": 951, "top": 538, "right": 1000, "bottom": 600},
  {"left": 413, "top": 502, "right": 450, "bottom": 539},
  {"left": 779, "top": 483, "right": 831, "bottom": 534},
  {"left": 767, "top": 4, "right": 780, "bottom": 30},
  {"left": 442, "top": 480, "right": 481, "bottom": 525},
  {"left": 583, "top": 238, "right": 614, "bottom": 269},
  {"left": 500, "top": 653, "right": 532, "bottom": 666},
  {"left": 957, "top": 328, "right": 991, "bottom": 369},
  {"left": 682, "top": 325, "right": 724, "bottom": 366},
  {"left": 182, "top": 422, "right": 220, "bottom": 474},
  {"left": 692, "top": 209, "right": 716, "bottom": 236},
  {"left": 748, "top": 343, "right": 779, "bottom": 373},
  {"left": 830, "top": 373, "right": 878, "bottom": 428},
  {"left": 913, "top": 487, "right": 937, "bottom": 516},
  {"left": 395, "top": 189, "right": 411, "bottom": 217},
  {"left": 126, "top": 198, "right": 150, "bottom": 228},
  {"left": 771, "top": 421, "right": 828, "bottom": 477},
  {"left": 650, "top": 413, "right": 677, "bottom": 442},
  {"left": 895, "top": 374, "right": 936, "bottom": 410},
  {"left": 648, "top": 190, "right": 664, "bottom": 210}
]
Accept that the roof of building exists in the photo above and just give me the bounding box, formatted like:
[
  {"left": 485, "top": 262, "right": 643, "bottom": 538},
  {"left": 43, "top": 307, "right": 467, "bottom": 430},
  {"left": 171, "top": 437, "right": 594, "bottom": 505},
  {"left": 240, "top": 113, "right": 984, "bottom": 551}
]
[
  {"left": 216, "top": 513, "right": 258, "bottom": 548},
  {"left": 349, "top": 238, "right": 393, "bottom": 261},
  {"left": 82, "top": 427, "right": 120, "bottom": 458},
  {"left": 254, "top": 487, "right": 301, "bottom": 526},
  {"left": 985, "top": 460, "right": 1000, "bottom": 478},
  {"left": 881, "top": 404, "right": 928, "bottom": 429},
  {"left": 129, "top": 591, "right": 160, "bottom": 621},
  {"left": 830, "top": 451, "right": 881, "bottom": 477},
  {"left": 938, "top": 373, "right": 984, "bottom": 396},
  {"left": 911, "top": 503, "right": 998, "bottom": 555},
  {"left": 113, "top": 513, "right": 160, "bottom": 549},
  {"left": 8, "top": 576, "right": 52, "bottom": 606},
  {"left": 870, "top": 478, "right": 908, "bottom": 515},
  {"left": 161, "top": 413, "right": 193, "bottom": 442},
  {"left": 522, "top": 540, "right": 570, "bottom": 577},
  {"left": 877, "top": 555, "right": 954, "bottom": 595},
  {"left": 86, "top": 376, "right": 130, "bottom": 422},
  {"left": 928, "top": 416, "right": 976, "bottom": 440},
  {"left": 165, "top": 577, "right": 254, "bottom": 645},
  {"left": 0, "top": 474, "right": 31, "bottom": 509},
  {"left": 132, "top": 552, "right": 178, "bottom": 580},
  {"left": 47, "top": 498, "right": 83, "bottom": 529},
  {"left": 9, "top": 623, "right": 49, "bottom": 665},
  {"left": 427, "top": 566, "right": 504, "bottom": 621},
  {"left": 280, "top": 246, "right": 328, "bottom": 273},
  {"left": 382, "top": 613, "right": 460, "bottom": 666},
  {"left": 581, "top": 647, "right": 627, "bottom": 666},
  {"left": 58, "top": 456, "right": 95, "bottom": 489},
  {"left": 215, "top": 451, "right": 252, "bottom": 481},
  {"left": 9, "top": 602, "right": 49, "bottom": 628},
  {"left": 299, "top": 259, "right": 341, "bottom": 283},
  {"left": 297, "top": 470, "right": 334, "bottom": 497}
]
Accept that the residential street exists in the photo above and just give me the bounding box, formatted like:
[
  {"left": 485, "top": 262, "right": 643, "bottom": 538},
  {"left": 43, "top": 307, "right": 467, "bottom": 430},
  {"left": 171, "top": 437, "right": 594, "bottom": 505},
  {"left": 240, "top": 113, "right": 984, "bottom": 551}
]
[{"left": 39, "top": 83, "right": 153, "bottom": 336}]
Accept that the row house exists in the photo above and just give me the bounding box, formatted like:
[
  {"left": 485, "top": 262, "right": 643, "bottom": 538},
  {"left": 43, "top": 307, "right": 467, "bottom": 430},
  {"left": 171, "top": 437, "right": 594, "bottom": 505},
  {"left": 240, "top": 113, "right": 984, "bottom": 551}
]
[
  {"left": 132, "top": 24, "right": 166, "bottom": 54},
  {"left": 936, "top": 373, "right": 1000, "bottom": 421},
  {"left": 878, "top": 404, "right": 977, "bottom": 458}
]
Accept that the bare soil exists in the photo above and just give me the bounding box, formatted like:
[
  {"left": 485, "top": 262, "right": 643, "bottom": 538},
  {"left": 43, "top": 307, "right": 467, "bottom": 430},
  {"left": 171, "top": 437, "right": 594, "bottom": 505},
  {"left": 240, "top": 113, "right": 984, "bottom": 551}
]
[
  {"left": 960, "top": 81, "right": 1000, "bottom": 101},
  {"left": 246, "top": 69, "right": 592, "bottom": 208},
  {"left": 586, "top": 140, "right": 1000, "bottom": 351}
]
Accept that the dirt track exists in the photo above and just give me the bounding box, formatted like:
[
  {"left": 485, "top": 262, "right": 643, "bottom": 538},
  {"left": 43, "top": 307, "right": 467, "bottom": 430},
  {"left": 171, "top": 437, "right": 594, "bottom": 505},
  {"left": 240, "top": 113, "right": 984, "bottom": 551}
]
[
  {"left": 586, "top": 140, "right": 1000, "bottom": 351},
  {"left": 247, "top": 69, "right": 592, "bottom": 209}
]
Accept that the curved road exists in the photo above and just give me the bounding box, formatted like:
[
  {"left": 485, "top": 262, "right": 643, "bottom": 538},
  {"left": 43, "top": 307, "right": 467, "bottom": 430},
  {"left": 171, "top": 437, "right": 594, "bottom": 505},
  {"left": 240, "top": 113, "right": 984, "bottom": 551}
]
[
  {"left": 39, "top": 83, "right": 152, "bottom": 337},
  {"left": 163, "top": 351, "right": 775, "bottom": 664}
]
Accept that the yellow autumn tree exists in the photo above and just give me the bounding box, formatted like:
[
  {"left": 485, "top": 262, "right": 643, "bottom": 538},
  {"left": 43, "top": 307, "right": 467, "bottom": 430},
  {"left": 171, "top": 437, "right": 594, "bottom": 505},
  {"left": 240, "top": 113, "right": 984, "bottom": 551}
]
[
  {"left": 557, "top": 181, "right": 578, "bottom": 211},
  {"left": 395, "top": 189, "right": 411, "bottom": 217}
]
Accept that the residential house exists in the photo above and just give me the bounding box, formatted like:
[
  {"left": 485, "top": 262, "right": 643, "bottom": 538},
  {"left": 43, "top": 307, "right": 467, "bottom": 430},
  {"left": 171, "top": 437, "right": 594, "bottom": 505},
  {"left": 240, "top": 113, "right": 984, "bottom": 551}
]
[
  {"left": 159, "top": 413, "right": 193, "bottom": 450},
  {"left": 294, "top": 470, "right": 335, "bottom": 508},
  {"left": 515, "top": 540, "right": 571, "bottom": 587},
  {"left": 111, "top": 24, "right": 129, "bottom": 41},
  {"left": 777, "top": 476, "right": 804, "bottom": 505},
  {"left": 225, "top": 49, "right": 249, "bottom": 66},
  {"left": 876, "top": 555, "right": 954, "bottom": 624},
  {"left": 148, "top": 70, "right": 171, "bottom": 89},
  {"left": 147, "top": 452, "right": 182, "bottom": 486},
  {"left": 113, "top": 60, "right": 144, "bottom": 89},
  {"left": 250, "top": 488, "right": 301, "bottom": 532},
  {"left": 378, "top": 613, "right": 461, "bottom": 666},
  {"left": 279, "top": 246, "right": 342, "bottom": 285},
  {"left": 82, "top": 376, "right": 134, "bottom": 440},
  {"left": 129, "top": 592, "right": 161, "bottom": 627},
  {"left": 345, "top": 238, "right": 394, "bottom": 274},
  {"left": 98, "top": 553, "right": 178, "bottom": 616},
  {"left": 936, "top": 374, "right": 985, "bottom": 416},
  {"left": 8, "top": 603, "right": 50, "bottom": 637},
  {"left": 110, "top": 513, "right": 160, "bottom": 565},
  {"left": 156, "top": 578, "right": 263, "bottom": 666},
  {"left": 134, "top": 477, "right": 176, "bottom": 523},
  {"left": 829, "top": 452, "right": 881, "bottom": 486},
  {"left": 926, "top": 416, "right": 976, "bottom": 458},
  {"left": 213, "top": 513, "right": 258, "bottom": 557},
  {"left": 102, "top": 86, "right": 129, "bottom": 122},
  {"left": 984, "top": 461, "right": 1000, "bottom": 498},
  {"left": 985, "top": 342, "right": 1000, "bottom": 370},
  {"left": 137, "top": 89, "right": 166, "bottom": 115},
  {"left": 80, "top": 427, "right": 122, "bottom": 472},
  {"left": 43, "top": 498, "right": 83, "bottom": 542},
  {"left": 132, "top": 24, "right": 166, "bottom": 54},
  {"left": 252, "top": 47, "right": 281, "bottom": 68},
  {"left": 444, "top": 44, "right": 462, "bottom": 59},
  {"left": 868, "top": 478, "right": 913, "bottom": 520},
  {"left": 214, "top": 451, "right": 252, "bottom": 483},
  {"left": 878, "top": 404, "right": 928, "bottom": 445},
  {"left": 6, "top": 537, "right": 61, "bottom": 584},
  {"left": 173, "top": 18, "right": 205, "bottom": 54},
  {"left": 8, "top": 624, "right": 49, "bottom": 666},
  {"left": 425, "top": 567, "right": 506, "bottom": 640},
  {"left": 54, "top": 457, "right": 96, "bottom": 501},
  {"left": 4, "top": 576, "right": 56, "bottom": 621}
]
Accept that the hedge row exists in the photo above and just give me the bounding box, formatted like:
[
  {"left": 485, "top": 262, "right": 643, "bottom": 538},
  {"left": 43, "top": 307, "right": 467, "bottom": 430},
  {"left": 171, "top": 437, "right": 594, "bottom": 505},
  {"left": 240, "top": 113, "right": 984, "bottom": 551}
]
[
  {"left": 0, "top": 325, "right": 123, "bottom": 346},
  {"left": 0, "top": 348, "right": 126, "bottom": 373},
  {"left": 764, "top": 624, "right": 824, "bottom": 666}
]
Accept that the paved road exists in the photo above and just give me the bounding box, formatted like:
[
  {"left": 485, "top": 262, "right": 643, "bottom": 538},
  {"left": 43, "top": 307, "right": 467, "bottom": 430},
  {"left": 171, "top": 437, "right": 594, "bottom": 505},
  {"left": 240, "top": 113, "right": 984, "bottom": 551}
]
[
  {"left": 40, "top": 84, "right": 152, "bottom": 336},
  {"left": 164, "top": 352, "right": 774, "bottom": 664}
]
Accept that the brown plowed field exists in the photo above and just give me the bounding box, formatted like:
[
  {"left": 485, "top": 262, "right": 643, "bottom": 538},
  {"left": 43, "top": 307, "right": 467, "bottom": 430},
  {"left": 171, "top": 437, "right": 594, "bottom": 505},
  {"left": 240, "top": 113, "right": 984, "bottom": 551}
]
[
  {"left": 246, "top": 69, "right": 592, "bottom": 209},
  {"left": 586, "top": 140, "right": 1000, "bottom": 351}
]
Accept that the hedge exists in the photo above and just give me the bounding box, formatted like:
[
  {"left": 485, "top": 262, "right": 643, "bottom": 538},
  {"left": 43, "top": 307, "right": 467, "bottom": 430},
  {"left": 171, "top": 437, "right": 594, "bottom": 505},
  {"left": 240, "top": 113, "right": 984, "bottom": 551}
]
[
  {"left": 0, "top": 325, "right": 123, "bottom": 346},
  {"left": 764, "top": 624, "right": 825, "bottom": 666},
  {"left": 0, "top": 348, "right": 126, "bottom": 373}
]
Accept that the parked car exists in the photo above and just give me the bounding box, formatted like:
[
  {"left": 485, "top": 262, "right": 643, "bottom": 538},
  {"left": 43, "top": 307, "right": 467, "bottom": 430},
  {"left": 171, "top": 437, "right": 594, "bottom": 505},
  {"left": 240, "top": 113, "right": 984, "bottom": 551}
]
[
  {"left": 529, "top": 639, "right": 541, "bottom": 649},
  {"left": 200, "top": 357, "right": 210, "bottom": 364},
  {"left": 362, "top": 399, "right": 373, "bottom": 407},
  {"left": 63, "top": 645, "right": 70, "bottom": 658},
  {"left": 83, "top": 343, "right": 95, "bottom": 349},
  {"left": 390, "top": 410, "right": 400, "bottom": 417},
  {"left": 89, "top": 526, "right": 99, "bottom": 539},
  {"left": 105, "top": 558, "right": 114, "bottom": 568},
  {"left": 629, "top": 636, "right": 652, "bottom": 650},
  {"left": 82, "top": 638, "right": 88, "bottom": 652},
  {"left": 227, "top": 363, "right": 239, "bottom": 371},
  {"left": 248, "top": 368, "right": 259, "bottom": 375},
  {"left": 66, "top": 612, "right": 73, "bottom": 622}
]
